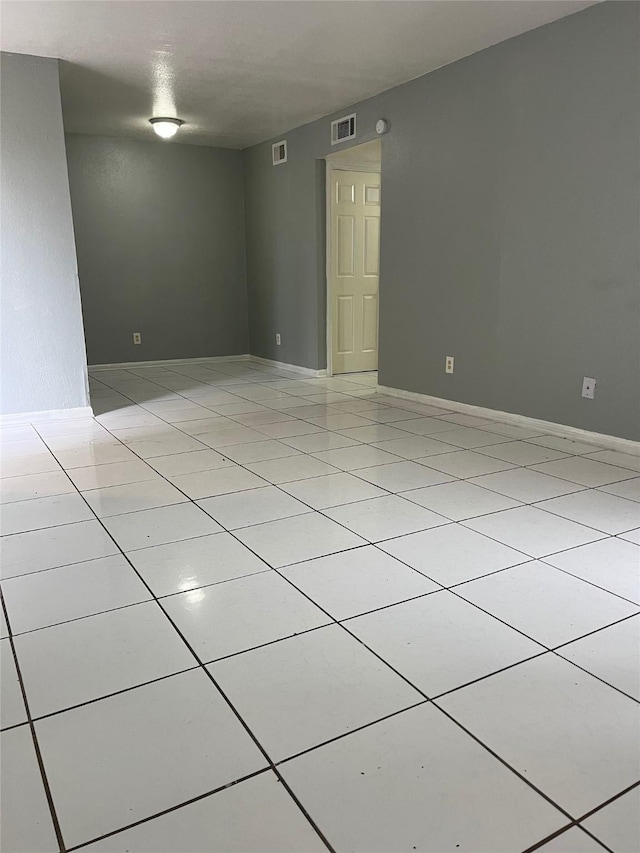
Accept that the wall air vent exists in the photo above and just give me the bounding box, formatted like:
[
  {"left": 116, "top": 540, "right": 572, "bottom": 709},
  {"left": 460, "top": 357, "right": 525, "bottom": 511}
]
[
  {"left": 331, "top": 113, "right": 356, "bottom": 145},
  {"left": 272, "top": 140, "right": 287, "bottom": 165}
]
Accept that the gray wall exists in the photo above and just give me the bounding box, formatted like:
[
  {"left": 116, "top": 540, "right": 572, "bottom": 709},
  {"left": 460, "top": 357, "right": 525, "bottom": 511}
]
[
  {"left": 243, "top": 2, "right": 640, "bottom": 441},
  {"left": 65, "top": 135, "right": 248, "bottom": 365},
  {"left": 0, "top": 53, "right": 89, "bottom": 416}
]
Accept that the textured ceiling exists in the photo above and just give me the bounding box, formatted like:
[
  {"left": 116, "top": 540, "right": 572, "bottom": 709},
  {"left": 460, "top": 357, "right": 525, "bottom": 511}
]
[{"left": 1, "top": 1, "right": 596, "bottom": 149}]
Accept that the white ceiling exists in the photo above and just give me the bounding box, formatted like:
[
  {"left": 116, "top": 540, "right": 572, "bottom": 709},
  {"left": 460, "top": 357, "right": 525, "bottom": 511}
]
[{"left": 1, "top": 0, "right": 596, "bottom": 149}]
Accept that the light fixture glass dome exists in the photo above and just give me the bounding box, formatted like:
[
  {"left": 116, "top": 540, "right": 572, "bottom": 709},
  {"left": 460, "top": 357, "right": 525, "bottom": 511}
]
[{"left": 149, "top": 117, "right": 184, "bottom": 139}]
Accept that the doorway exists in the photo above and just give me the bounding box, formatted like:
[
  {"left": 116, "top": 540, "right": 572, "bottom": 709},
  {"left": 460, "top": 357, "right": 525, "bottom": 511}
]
[{"left": 326, "top": 139, "right": 381, "bottom": 375}]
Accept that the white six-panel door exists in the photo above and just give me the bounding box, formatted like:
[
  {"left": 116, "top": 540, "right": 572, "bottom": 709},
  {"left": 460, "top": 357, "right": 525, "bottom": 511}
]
[{"left": 330, "top": 169, "right": 380, "bottom": 374}]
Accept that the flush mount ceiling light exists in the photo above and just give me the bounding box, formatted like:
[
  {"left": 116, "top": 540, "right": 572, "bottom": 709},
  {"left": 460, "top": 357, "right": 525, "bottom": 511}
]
[{"left": 149, "top": 117, "right": 184, "bottom": 139}]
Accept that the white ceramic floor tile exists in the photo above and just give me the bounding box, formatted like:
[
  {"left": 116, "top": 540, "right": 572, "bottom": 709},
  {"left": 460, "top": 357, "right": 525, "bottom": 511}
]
[
  {"left": 234, "top": 513, "right": 362, "bottom": 571},
  {"left": 169, "top": 466, "right": 267, "bottom": 499},
  {"left": 210, "top": 624, "right": 422, "bottom": 761},
  {"left": 179, "top": 416, "right": 234, "bottom": 435},
  {"left": 255, "top": 420, "right": 325, "bottom": 439},
  {"left": 337, "top": 424, "right": 412, "bottom": 443},
  {"left": 419, "top": 427, "right": 511, "bottom": 449},
  {"left": 0, "top": 493, "right": 94, "bottom": 535},
  {"left": 198, "top": 486, "right": 308, "bottom": 529},
  {"left": 464, "top": 506, "right": 604, "bottom": 558},
  {"left": 558, "top": 616, "right": 640, "bottom": 700},
  {"left": 280, "top": 545, "right": 439, "bottom": 620},
  {"left": 162, "top": 570, "right": 329, "bottom": 661},
  {"left": 35, "top": 669, "right": 266, "bottom": 849},
  {"left": 599, "top": 476, "right": 640, "bottom": 502},
  {"left": 82, "top": 771, "right": 326, "bottom": 853},
  {"left": 145, "top": 448, "right": 234, "bottom": 477},
  {"left": 0, "top": 438, "right": 49, "bottom": 458},
  {"left": 348, "top": 590, "right": 543, "bottom": 696},
  {"left": 0, "top": 425, "right": 38, "bottom": 442},
  {"left": 324, "top": 495, "right": 448, "bottom": 543},
  {"left": 15, "top": 601, "right": 195, "bottom": 716},
  {"left": 0, "top": 604, "right": 8, "bottom": 639},
  {"left": 232, "top": 409, "right": 297, "bottom": 425},
  {"left": 439, "top": 654, "right": 640, "bottom": 817},
  {"left": 361, "top": 406, "right": 426, "bottom": 423},
  {"left": 543, "top": 538, "right": 640, "bottom": 604},
  {"left": 0, "top": 520, "right": 119, "bottom": 579},
  {"left": 54, "top": 442, "right": 140, "bottom": 469},
  {"left": 534, "top": 827, "right": 607, "bottom": 851},
  {"left": 2, "top": 555, "right": 150, "bottom": 634},
  {"left": 0, "top": 726, "right": 58, "bottom": 852},
  {"left": 82, "top": 479, "right": 188, "bottom": 517},
  {"left": 469, "top": 468, "right": 585, "bottom": 502},
  {"left": 582, "top": 786, "right": 640, "bottom": 852},
  {"left": 475, "top": 422, "right": 548, "bottom": 440},
  {"left": 220, "top": 439, "right": 301, "bottom": 464},
  {"left": 421, "top": 449, "right": 518, "bottom": 478},
  {"left": 280, "top": 702, "right": 565, "bottom": 853},
  {"left": 478, "top": 441, "right": 569, "bottom": 466},
  {"left": 528, "top": 435, "right": 601, "bottom": 455},
  {"left": 66, "top": 459, "right": 160, "bottom": 491},
  {"left": 457, "top": 561, "right": 637, "bottom": 647},
  {"left": 197, "top": 426, "right": 267, "bottom": 449},
  {"left": 246, "top": 455, "right": 340, "bottom": 484},
  {"left": 402, "top": 480, "right": 521, "bottom": 520},
  {"left": 128, "top": 532, "right": 269, "bottom": 597},
  {"left": 353, "top": 460, "right": 454, "bottom": 492},
  {"left": 619, "top": 528, "right": 640, "bottom": 545},
  {"left": 280, "top": 431, "right": 361, "bottom": 452},
  {"left": 311, "top": 444, "right": 403, "bottom": 471},
  {"left": 1, "top": 638, "right": 27, "bottom": 728},
  {"left": 379, "top": 524, "right": 528, "bottom": 586},
  {"left": 390, "top": 417, "right": 462, "bottom": 436},
  {"left": 0, "top": 452, "right": 61, "bottom": 478},
  {"left": 372, "top": 435, "right": 459, "bottom": 459},
  {"left": 126, "top": 434, "right": 209, "bottom": 458},
  {"left": 0, "top": 470, "right": 74, "bottom": 504},
  {"left": 435, "top": 413, "right": 496, "bottom": 429},
  {"left": 280, "top": 472, "right": 388, "bottom": 509},
  {"left": 102, "top": 502, "right": 222, "bottom": 551},
  {"left": 584, "top": 450, "right": 640, "bottom": 472},
  {"left": 537, "top": 489, "right": 640, "bottom": 534},
  {"left": 531, "top": 457, "right": 638, "bottom": 487}
]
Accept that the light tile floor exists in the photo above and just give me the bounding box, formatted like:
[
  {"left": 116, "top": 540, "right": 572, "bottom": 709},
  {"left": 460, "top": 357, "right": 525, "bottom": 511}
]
[{"left": 1, "top": 359, "right": 639, "bottom": 853}]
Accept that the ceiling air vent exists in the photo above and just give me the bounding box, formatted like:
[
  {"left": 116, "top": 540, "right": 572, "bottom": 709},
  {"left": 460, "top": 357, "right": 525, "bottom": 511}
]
[
  {"left": 331, "top": 113, "right": 356, "bottom": 145},
  {"left": 272, "top": 140, "right": 287, "bottom": 165}
]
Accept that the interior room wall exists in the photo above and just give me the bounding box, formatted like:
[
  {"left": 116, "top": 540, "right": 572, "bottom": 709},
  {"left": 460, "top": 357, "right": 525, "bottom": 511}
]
[
  {"left": 65, "top": 134, "right": 249, "bottom": 365},
  {"left": 242, "top": 1, "right": 640, "bottom": 441},
  {"left": 0, "top": 53, "right": 89, "bottom": 417}
]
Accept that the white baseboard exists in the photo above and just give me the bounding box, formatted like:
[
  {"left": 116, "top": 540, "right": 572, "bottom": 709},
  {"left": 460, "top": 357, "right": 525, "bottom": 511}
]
[
  {"left": 376, "top": 384, "right": 640, "bottom": 455},
  {"left": 89, "top": 355, "right": 250, "bottom": 371},
  {"left": 250, "top": 356, "right": 327, "bottom": 378},
  {"left": 0, "top": 406, "right": 94, "bottom": 426}
]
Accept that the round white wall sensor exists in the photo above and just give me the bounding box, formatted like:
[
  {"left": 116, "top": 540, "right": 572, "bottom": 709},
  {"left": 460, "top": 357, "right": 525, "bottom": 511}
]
[{"left": 376, "top": 119, "right": 388, "bottom": 135}]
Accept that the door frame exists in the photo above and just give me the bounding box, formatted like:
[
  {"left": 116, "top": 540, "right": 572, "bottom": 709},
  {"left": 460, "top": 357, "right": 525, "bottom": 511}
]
[{"left": 324, "top": 159, "right": 381, "bottom": 377}]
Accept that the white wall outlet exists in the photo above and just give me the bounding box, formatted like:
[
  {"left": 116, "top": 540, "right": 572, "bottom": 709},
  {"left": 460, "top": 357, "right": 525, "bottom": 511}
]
[
  {"left": 582, "top": 376, "right": 596, "bottom": 399},
  {"left": 133, "top": 332, "right": 141, "bottom": 345},
  {"left": 275, "top": 333, "right": 281, "bottom": 345},
  {"left": 445, "top": 356, "right": 454, "bottom": 374}
]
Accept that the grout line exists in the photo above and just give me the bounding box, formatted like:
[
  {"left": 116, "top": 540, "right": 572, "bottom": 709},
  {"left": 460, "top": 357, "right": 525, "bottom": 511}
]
[
  {"left": 28, "top": 422, "right": 337, "bottom": 853},
  {"left": 65, "top": 767, "right": 273, "bottom": 852},
  {"left": 5, "top": 367, "right": 637, "bottom": 850},
  {"left": 0, "top": 589, "right": 67, "bottom": 852}
]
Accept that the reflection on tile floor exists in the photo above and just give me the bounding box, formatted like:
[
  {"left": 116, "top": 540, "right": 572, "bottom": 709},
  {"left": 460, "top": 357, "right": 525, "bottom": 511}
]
[{"left": 1, "top": 358, "right": 638, "bottom": 852}]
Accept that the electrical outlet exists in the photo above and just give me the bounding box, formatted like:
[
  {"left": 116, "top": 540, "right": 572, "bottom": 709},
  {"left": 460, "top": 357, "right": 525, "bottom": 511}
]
[
  {"left": 133, "top": 332, "right": 141, "bottom": 345},
  {"left": 275, "top": 333, "right": 281, "bottom": 346},
  {"left": 445, "top": 356, "right": 454, "bottom": 374},
  {"left": 582, "top": 376, "right": 596, "bottom": 399}
]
